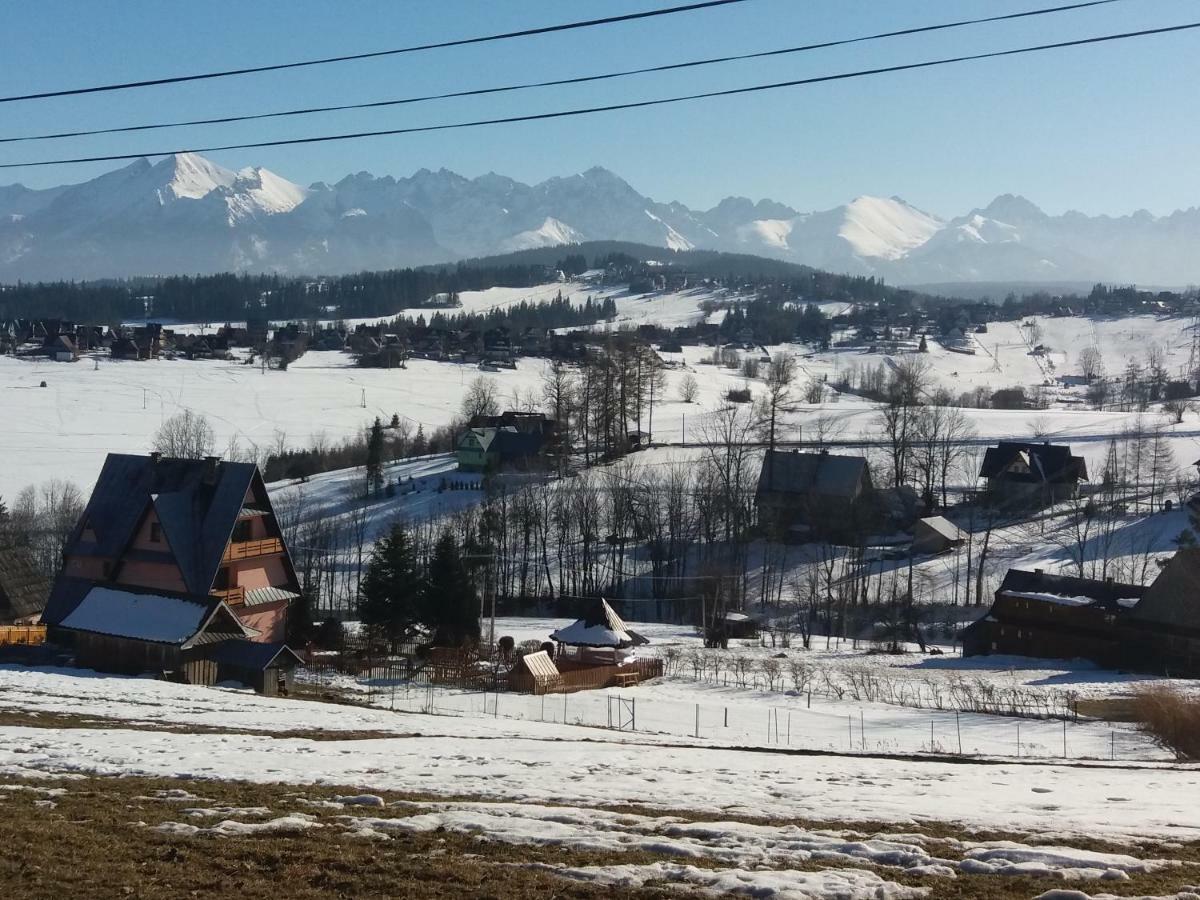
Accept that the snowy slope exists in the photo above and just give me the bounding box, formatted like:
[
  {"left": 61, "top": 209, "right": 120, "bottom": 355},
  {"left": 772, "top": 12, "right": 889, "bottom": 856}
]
[{"left": 496, "top": 216, "right": 583, "bottom": 252}]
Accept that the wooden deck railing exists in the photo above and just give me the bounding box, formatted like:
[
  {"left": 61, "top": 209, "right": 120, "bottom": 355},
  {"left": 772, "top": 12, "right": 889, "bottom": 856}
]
[
  {"left": 222, "top": 537, "right": 283, "bottom": 563},
  {"left": 210, "top": 587, "right": 246, "bottom": 606},
  {"left": 0, "top": 625, "right": 46, "bottom": 646}
]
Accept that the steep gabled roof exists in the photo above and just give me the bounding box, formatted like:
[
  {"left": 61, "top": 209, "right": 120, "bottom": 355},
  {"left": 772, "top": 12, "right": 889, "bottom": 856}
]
[
  {"left": 1130, "top": 548, "right": 1200, "bottom": 632},
  {"left": 0, "top": 542, "right": 49, "bottom": 622},
  {"left": 67, "top": 454, "right": 260, "bottom": 595},
  {"left": 979, "top": 442, "right": 1088, "bottom": 484},
  {"left": 757, "top": 451, "right": 869, "bottom": 500},
  {"left": 206, "top": 640, "right": 303, "bottom": 670},
  {"left": 550, "top": 598, "right": 648, "bottom": 648}
]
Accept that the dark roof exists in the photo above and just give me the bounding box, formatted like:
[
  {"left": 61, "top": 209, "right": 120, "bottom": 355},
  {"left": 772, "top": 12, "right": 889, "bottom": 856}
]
[
  {"left": 757, "top": 451, "right": 869, "bottom": 499},
  {"left": 206, "top": 640, "right": 303, "bottom": 670},
  {"left": 979, "top": 442, "right": 1088, "bottom": 484},
  {"left": 1130, "top": 548, "right": 1200, "bottom": 632},
  {"left": 68, "top": 454, "right": 260, "bottom": 596},
  {"left": 0, "top": 542, "right": 49, "bottom": 622},
  {"left": 996, "top": 568, "right": 1145, "bottom": 611}
]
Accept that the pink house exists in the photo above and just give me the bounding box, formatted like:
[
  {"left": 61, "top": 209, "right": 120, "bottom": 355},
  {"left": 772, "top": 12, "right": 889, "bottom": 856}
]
[{"left": 43, "top": 453, "right": 301, "bottom": 646}]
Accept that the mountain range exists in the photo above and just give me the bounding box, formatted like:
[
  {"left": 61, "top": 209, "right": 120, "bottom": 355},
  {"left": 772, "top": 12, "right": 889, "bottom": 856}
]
[{"left": 2, "top": 152, "right": 1198, "bottom": 285}]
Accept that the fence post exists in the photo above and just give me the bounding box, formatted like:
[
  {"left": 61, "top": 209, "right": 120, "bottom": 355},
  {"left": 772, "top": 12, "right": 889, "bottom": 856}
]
[
  {"left": 930, "top": 718, "right": 935, "bottom": 752},
  {"left": 494, "top": 692, "right": 499, "bottom": 718},
  {"left": 1111, "top": 729, "right": 1115, "bottom": 760},
  {"left": 694, "top": 703, "right": 699, "bottom": 739},
  {"left": 724, "top": 707, "right": 728, "bottom": 728},
  {"left": 631, "top": 697, "right": 636, "bottom": 731},
  {"left": 786, "top": 711, "right": 791, "bottom": 745},
  {"left": 564, "top": 692, "right": 568, "bottom": 724},
  {"left": 848, "top": 714, "right": 853, "bottom": 749},
  {"left": 860, "top": 710, "right": 865, "bottom": 750},
  {"left": 607, "top": 696, "right": 612, "bottom": 729},
  {"left": 956, "top": 710, "right": 962, "bottom": 755},
  {"left": 807, "top": 690, "right": 811, "bottom": 708},
  {"left": 1016, "top": 721, "right": 1021, "bottom": 758},
  {"left": 541, "top": 693, "right": 545, "bottom": 723},
  {"left": 1062, "top": 719, "right": 1067, "bottom": 758}
]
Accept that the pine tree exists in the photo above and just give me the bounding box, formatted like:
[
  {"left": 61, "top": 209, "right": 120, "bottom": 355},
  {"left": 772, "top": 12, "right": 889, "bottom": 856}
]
[
  {"left": 423, "top": 530, "right": 480, "bottom": 647},
  {"left": 357, "top": 523, "right": 422, "bottom": 651},
  {"left": 365, "top": 417, "right": 385, "bottom": 495},
  {"left": 287, "top": 589, "right": 316, "bottom": 645},
  {"left": 412, "top": 424, "right": 427, "bottom": 457}
]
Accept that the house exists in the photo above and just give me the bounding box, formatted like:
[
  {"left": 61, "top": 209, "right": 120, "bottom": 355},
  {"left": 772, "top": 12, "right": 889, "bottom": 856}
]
[
  {"left": 1124, "top": 548, "right": 1200, "bottom": 676},
  {"left": 755, "top": 449, "right": 874, "bottom": 538},
  {"left": 50, "top": 334, "right": 78, "bottom": 362},
  {"left": 0, "top": 542, "right": 49, "bottom": 624},
  {"left": 962, "top": 568, "right": 1145, "bottom": 666},
  {"left": 456, "top": 426, "right": 544, "bottom": 472},
  {"left": 41, "top": 453, "right": 302, "bottom": 684},
  {"left": 978, "top": 442, "right": 1087, "bottom": 508},
  {"left": 206, "top": 639, "right": 304, "bottom": 696},
  {"left": 911, "top": 516, "right": 967, "bottom": 555}
]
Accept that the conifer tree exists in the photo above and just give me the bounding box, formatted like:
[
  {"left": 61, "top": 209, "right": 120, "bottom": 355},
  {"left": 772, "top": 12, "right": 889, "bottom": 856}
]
[
  {"left": 423, "top": 530, "right": 480, "bottom": 647},
  {"left": 357, "top": 523, "right": 421, "bottom": 651},
  {"left": 365, "top": 417, "right": 385, "bottom": 495}
]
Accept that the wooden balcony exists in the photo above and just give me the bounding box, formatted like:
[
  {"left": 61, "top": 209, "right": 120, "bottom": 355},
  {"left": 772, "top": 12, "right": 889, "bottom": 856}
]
[
  {"left": 222, "top": 537, "right": 283, "bottom": 563},
  {"left": 210, "top": 587, "right": 245, "bottom": 606}
]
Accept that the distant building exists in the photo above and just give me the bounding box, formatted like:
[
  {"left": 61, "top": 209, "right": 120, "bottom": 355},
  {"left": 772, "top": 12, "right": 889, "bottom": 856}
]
[
  {"left": 456, "top": 418, "right": 547, "bottom": 473},
  {"left": 964, "top": 552, "right": 1200, "bottom": 676},
  {"left": 978, "top": 441, "right": 1087, "bottom": 508},
  {"left": 755, "top": 450, "right": 874, "bottom": 538},
  {"left": 962, "top": 568, "right": 1145, "bottom": 667},
  {"left": 41, "top": 453, "right": 302, "bottom": 688},
  {"left": 911, "top": 516, "right": 967, "bottom": 555}
]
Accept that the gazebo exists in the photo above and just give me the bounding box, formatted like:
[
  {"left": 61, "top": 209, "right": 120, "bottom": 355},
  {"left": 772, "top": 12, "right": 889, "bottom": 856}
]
[{"left": 550, "top": 598, "right": 648, "bottom": 667}]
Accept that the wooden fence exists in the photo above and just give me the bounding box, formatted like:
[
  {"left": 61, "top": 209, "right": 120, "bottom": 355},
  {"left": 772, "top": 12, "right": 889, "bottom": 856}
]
[{"left": 0, "top": 625, "right": 46, "bottom": 646}]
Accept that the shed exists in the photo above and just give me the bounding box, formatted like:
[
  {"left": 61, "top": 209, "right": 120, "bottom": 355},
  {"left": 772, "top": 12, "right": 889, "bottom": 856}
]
[
  {"left": 509, "top": 649, "right": 562, "bottom": 695},
  {"left": 206, "top": 640, "right": 304, "bottom": 696},
  {"left": 723, "top": 611, "right": 759, "bottom": 640},
  {"left": 912, "top": 516, "right": 967, "bottom": 555}
]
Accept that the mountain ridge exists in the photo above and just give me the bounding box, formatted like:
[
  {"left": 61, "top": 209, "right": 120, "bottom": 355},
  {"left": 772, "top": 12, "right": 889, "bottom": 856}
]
[{"left": 1, "top": 153, "right": 1197, "bottom": 284}]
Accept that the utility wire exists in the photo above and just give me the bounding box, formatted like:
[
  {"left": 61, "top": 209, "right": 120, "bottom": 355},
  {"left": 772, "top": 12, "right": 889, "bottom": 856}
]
[
  {"left": 0, "top": 0, "right": 752, "bottom": 104},
  {"left": 0, "top": 0, "right": 1127, "bottom": 145},
  {"left": 3, "top": 21, "right": 1196, "bottom": 170}
]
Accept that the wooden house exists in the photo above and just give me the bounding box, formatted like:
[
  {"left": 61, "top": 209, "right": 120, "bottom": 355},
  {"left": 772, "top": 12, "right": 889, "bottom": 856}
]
[
  {"left": 0, "top": 542, "right": 49, "bottom": 625},
  {"left": 41, "top": 453, "right": 303, "bottom": 685},
  {"left": 962, "top": 568, "right": 1145, "bottom": 667},
  {"left": 1124, "top": 548, "right": 1200, "bottom": 676},
  {"left": 978, "top": 442, "right": 1087, "bottom": 508},
  {"left": 755, "top": 450, "right": 875, "bottom": 539},
  {"left": 456, "top": 426, "right": 544, "bottom": 472}
]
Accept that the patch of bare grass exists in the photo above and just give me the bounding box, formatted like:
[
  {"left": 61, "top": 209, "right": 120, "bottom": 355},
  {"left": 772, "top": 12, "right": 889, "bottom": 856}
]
[{"left": 1132, "top": 686, "right": 1200, "bottom": 759}]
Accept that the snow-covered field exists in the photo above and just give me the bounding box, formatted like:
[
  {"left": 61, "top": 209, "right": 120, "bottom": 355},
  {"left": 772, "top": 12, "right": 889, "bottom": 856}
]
[{"left": 0, "top": 664, "right": 1197, "bottom": 850}]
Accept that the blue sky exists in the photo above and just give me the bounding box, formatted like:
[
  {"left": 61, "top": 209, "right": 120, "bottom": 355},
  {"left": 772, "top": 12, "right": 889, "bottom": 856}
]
[{"left": 2, "top": 0, "right": 1197, "bottom": 217}]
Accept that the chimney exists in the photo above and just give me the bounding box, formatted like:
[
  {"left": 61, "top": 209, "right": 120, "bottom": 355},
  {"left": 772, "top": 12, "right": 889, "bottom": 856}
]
[
  {"left": 203, "top": 455, "right": 220, "bottom": 484},
  {"left": 149, "top": 451, "right": 161, "bottom": 464}
]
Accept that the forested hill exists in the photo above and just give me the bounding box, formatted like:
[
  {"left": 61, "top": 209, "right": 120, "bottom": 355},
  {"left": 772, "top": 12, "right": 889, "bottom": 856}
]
[{"left": 0, "top": 242, "right": 929, "bottom": 324}]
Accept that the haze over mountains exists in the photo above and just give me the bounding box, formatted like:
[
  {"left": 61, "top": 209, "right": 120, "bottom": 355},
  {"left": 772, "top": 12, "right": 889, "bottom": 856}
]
[{"left": 2, "top": 152, "right": 1198, "bottom": 286}]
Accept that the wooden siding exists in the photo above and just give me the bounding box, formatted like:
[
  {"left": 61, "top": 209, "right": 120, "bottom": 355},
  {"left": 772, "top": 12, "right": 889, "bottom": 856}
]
[{"left": 222, "top": 537, "right": 283, "bottom": 563}]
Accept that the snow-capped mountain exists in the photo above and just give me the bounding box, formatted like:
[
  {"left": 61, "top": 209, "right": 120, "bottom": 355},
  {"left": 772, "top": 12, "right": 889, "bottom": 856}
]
[{"left": 2, "top": 153, "right": 1198, "bottom": 284}]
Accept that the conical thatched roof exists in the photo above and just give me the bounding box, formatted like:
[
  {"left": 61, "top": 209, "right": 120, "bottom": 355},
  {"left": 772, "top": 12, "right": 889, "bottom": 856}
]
[{"left": 550, "top": 598, "right": 648, "bottom": 648}]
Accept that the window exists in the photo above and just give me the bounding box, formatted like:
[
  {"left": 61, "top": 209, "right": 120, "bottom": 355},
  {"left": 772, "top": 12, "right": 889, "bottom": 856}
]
[
  {"left": 149, "top": 523, "right": 162, "bottom": 543},
  {"left": 232, "top": 520, "right": 252, "bottom": 542}
]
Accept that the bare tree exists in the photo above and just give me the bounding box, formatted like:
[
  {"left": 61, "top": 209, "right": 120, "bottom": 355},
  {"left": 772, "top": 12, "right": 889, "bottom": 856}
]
[
  {"left": 678, "top": 373, "right": 700, "bottom": 404},
  {"left": 1077, "top": 345, "right": 1104, "bottom": 382},
  {"left": 1163, "top": 399, "right": 1192, "bottom": 425},
  {"left": 152, "top": 410, "right": 215, "bottom": 459},
  {"left": 461, "top": 376, "right": 500, "bottom": 419}
]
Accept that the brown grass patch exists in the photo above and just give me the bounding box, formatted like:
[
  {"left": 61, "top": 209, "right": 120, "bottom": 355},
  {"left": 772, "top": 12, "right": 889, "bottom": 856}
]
[{"left": 1132, "top": 686, "right": 1200, "bottom": 759}]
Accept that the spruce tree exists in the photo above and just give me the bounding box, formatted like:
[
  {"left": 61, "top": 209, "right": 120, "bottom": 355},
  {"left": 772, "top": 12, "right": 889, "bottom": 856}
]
[
  {"left": 365, "top": 417, "right": 385, "bottom": 495},
  {"left": 423, "top": 530, "right": 480, "bottom": 647},
  {"left": 357, "top": 523, "right": 421, "bottom": 651}
]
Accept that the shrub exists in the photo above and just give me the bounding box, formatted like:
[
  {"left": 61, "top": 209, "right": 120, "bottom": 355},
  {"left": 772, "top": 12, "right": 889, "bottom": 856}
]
[
  {"left": 1132, "top": 686, "right": 1200, "bottom": 759},
  {"left": 726, "top": 387, "right": 752, "bottom": 403}
]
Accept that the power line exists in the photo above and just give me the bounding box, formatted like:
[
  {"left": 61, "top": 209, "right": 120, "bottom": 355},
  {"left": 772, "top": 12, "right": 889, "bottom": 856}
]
[
  {"left": 3, "top": 21, "right": 1195, "bottom": 171},
  {"left": 0, "top": 0, "right": 1127, "bottom": 145},
  {"left": 0, "top": 0, "right": 753, "bottom": 105}
]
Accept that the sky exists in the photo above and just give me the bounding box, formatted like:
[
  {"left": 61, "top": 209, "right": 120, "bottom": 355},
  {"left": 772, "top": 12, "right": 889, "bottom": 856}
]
[{"left": 1, "top": 0, "right": 1197, "bottom": 218}]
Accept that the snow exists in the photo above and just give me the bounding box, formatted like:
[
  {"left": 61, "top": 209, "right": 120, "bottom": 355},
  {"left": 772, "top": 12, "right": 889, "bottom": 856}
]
[
  {"left": 548, "top": 621, "right": 631, "bottom": 648},
  {"left": 1000, "top": 590, "right": 1101, "bottom": 608},
  {"left": 530, "top": 862, "right": 927, "bottom": 899},
  {"left": 154, "top": 813, "right": 321, "bottom": 837},
  {"left": 58, "top": 587, "right": 214, "bottom": 644},
  {"left": 162, "top": 152, "right": 236, "bottom": 201},
  {"left": 498, "top": 216, "right": 583, "bottom": 252},
  {"left": 737, "top": 218, "right": 794, "bottom": 251},
  {"left": 837, "top": 197, "right": 943, "bottom": 261}
]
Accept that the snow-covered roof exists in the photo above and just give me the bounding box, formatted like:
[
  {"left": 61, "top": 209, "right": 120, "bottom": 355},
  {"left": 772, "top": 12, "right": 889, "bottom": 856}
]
[
  {"left": 917, "top": 516, "right": 966, "bottom": 542},
  {"left": 59, "top": 586, "right": 250, "bottom": 646},
  {"left": 1000, "top": 589, "right": 1096, "bottom": 608},
  {"left": 519, "top": 650, "right": 560, "bottom": 683},
  {"left": 550, "top": 598, "right": 647, "bottom": 648}
]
